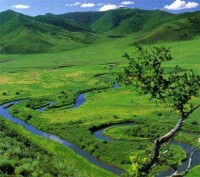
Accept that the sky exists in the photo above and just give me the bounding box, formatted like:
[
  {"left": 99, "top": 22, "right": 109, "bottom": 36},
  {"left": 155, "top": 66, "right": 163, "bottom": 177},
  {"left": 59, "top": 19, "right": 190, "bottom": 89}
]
[{"left": 0, "top": 0, "right": 199, "bottom": 16}]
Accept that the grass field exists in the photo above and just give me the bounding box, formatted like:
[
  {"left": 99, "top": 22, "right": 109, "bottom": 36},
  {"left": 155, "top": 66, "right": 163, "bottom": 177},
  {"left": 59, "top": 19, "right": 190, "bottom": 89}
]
[
  {"left": 0, "top": 36, "right": 200, "bottom": 176},
  {"left": 0, "top": 36, "right": 200, "bottom": 72},
  {"left": 0, "top": 117, "right": 115, "bottom": 177}
]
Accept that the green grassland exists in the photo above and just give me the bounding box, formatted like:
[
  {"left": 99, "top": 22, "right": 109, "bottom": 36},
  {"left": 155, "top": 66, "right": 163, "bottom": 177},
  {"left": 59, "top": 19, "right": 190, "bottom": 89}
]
[
  {"left": 1, "top": 37, "right": 200, "bottom": 176},
  {"left": 187, "top": 166, "right": 200, "bottom": 177},
  {"left": 1, "top": 36, "right": 200, "bottom": 73},
  {"left": 0, "top": 117, "right": 115, "bottom": 177},
  {"left": 0, "top": 9, "right": 200, "bottom": 177}
]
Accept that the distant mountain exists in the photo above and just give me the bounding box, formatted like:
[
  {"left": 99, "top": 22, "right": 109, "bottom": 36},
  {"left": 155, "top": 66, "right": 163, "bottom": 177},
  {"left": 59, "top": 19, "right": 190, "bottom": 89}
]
[
  {"left": 0, "top": 9, "right": 200, "bottom": 54},
  {"left": 34, "top": 13, "right": 90, "bottom": 32},
  {"left": 133, "top": 10, "right": 200, "bottom": 43},
  {"left": 0, "top": 10, "right": 97, "bottom": 53}
]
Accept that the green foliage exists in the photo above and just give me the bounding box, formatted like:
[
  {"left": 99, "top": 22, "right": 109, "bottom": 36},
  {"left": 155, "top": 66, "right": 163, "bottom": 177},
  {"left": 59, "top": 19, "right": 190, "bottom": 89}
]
[
  {"left": 0, "top": 118, "right": 70, "bottom": 176},
  {"left": 103, "top": 123, "right": 174, "bottom": 140},
  {"left": 122, "top": 45, "right": 200, "bottom": 114},
  {"left": 0, "top": 117, "right": 115, "bottom": 177},
  {"left": 120, "top": 45, "right": 200, "bottom": 175},
  {"left": 127, "top": 156, "right": 143, "bottom": 177},
  {"left": 26, "top": 98, "right": 49, "bottom": 109}
]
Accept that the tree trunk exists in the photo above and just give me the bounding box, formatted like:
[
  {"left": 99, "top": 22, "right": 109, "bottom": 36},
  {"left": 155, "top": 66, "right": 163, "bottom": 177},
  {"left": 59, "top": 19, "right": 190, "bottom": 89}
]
[{"left": 140, "top": 114, "right": 186, "bottom": 175}]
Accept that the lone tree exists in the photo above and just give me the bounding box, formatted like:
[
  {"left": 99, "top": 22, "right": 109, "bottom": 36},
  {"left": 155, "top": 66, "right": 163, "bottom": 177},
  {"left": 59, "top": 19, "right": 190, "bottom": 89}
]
[{"left": 121, "top": 45, "right": 200, "bottom": 176}]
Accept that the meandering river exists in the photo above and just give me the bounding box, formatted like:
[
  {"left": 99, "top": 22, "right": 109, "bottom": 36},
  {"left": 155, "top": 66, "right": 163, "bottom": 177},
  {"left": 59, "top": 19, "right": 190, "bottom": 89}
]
[
  {"left": 0, "top": 99, "right": 124, "bottom": 175},
  {"left": 0, "top": 83, "right": 199, "bottom": 176},
  {"left": 93, "top": 123, "right": 200, "bottom": 176}
]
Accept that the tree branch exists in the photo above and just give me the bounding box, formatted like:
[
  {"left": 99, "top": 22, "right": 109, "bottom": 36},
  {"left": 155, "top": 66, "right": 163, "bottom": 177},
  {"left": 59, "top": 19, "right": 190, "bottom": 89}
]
[
  {"left": 186, "top": 104, "right": 200, "bottom": 116},
  {"left": 140, "top": 115, "right": 185, "bottom": 175}
]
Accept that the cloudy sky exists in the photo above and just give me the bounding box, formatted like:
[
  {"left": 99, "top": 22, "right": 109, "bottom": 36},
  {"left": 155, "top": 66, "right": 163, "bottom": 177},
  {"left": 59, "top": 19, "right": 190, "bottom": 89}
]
[{"left": 0, "top": 0, "right": 199, "bottom": 16}]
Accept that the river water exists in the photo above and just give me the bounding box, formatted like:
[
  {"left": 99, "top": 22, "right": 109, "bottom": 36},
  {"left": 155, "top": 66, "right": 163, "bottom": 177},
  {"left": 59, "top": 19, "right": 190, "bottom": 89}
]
[
  {"left": 93, "top": 123, "right": 200, "bottom": 176},
  {"left": 0, "top": 100, "right": 123, "bottom": 175},
  {"left": 0, "top": 84, "right": 199, "bottom": 176}
]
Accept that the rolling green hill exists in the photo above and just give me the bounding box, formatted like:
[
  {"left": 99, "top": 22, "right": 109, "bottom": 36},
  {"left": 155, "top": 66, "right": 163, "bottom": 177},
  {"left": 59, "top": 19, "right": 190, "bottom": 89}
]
[
  {"left": 34, "top": 13, "right": 90, "bottom": 32},
  {"left": 0, "top": 8, "right": 200, "bottom": 54},
  {"left": 134, "top": 10, "right": 200, "bottom": 43},
  {"left": 0, "top": 10, "right": 97, "bottom": 54},
  {"left": 91, "top": 8, "right": 170, "bottom": 34}
]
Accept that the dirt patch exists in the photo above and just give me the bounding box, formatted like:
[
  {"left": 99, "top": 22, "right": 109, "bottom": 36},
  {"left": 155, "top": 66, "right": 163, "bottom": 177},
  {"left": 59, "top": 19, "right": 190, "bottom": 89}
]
[
  {"left": 0, "top": 77, "right": 11, "bottom": 83},
  {"left": 0, "top": 59, "right": 13, "bottom": 63}
]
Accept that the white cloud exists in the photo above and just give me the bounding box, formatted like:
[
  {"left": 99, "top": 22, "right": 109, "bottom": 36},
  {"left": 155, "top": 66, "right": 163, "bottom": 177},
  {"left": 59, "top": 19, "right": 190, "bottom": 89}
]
[
  {"left": 66, "top": 2, "right": 95, "bottom": 8},
  {"left": 97, "top": 3, "right": 105, "bottom": 6},
  {"left": 164, "top": 0, "right": 199, "bottom": 10},
  {"left": 80, "top": 3, "right": 95, "bottom": 8},
  {"left": 121, "top": 1, "right": 134, "bottom": 5},
  {"left": 66, "top": 2, "right": 81, "bottom": 7},
  {"left": 11, "top": 4, "right": 30, "bottom": 9},
  {"left": 99, "top": 4, "right": 118, "bottom": 11}
]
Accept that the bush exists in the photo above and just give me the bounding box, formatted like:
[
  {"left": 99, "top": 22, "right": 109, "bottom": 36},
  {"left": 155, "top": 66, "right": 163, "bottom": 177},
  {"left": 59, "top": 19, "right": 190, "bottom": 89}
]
[
  {"left": 0, "top": 160, "right": 14, "bottom": 175},
  {"left": 25, "top": 115, "right": 32, "bottom": 121},
  {"left": 191, "top": 121, "right": 198, "bottom": 125},
  {"left": 15, "top": 164, "right": 33, "bottom": 176},
  {"left": 13, "top": 109, "right": 19, "bottom": 114}
]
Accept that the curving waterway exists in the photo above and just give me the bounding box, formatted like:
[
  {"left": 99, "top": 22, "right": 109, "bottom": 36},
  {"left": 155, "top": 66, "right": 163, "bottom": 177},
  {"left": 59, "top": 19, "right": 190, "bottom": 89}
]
[
  {"left": 0, "top": 82, "right": 199, "bottom": 176},
  {"left": 0, "top": 99, "right": 124, "bottom": 175},
  {"left": 93, "top": 124, "right": 200, "bottom": 176}
]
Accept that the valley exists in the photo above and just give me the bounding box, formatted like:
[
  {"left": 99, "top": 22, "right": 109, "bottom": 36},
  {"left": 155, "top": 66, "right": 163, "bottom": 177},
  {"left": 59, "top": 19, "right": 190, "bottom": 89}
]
[{"left": 0, "top": 8, "right": 200, "bottom": 177}]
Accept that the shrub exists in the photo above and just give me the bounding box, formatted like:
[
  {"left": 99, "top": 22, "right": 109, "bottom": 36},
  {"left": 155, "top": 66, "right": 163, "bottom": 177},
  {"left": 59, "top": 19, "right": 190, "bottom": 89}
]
[
  {"left": 13, "top": 109, "right": 19, "bottom": 114},
  {"left": 191, "top": 121, "right": 198, "bottom": 125},
  {"left": 0, "top": 160, "right": 14, "bottom": 175}
]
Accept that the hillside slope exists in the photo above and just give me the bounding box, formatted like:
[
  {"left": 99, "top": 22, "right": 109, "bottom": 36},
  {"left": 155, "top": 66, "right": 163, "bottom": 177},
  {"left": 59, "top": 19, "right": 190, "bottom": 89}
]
[
  {"left": 0, "top": 9, "right": 200, "bottom": 53},
  {"left": 134, "top": 10, "right": 200, "bottom": 43},
  {"left": 0, "top": 10, "right": 97, "bottom": 54}
]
